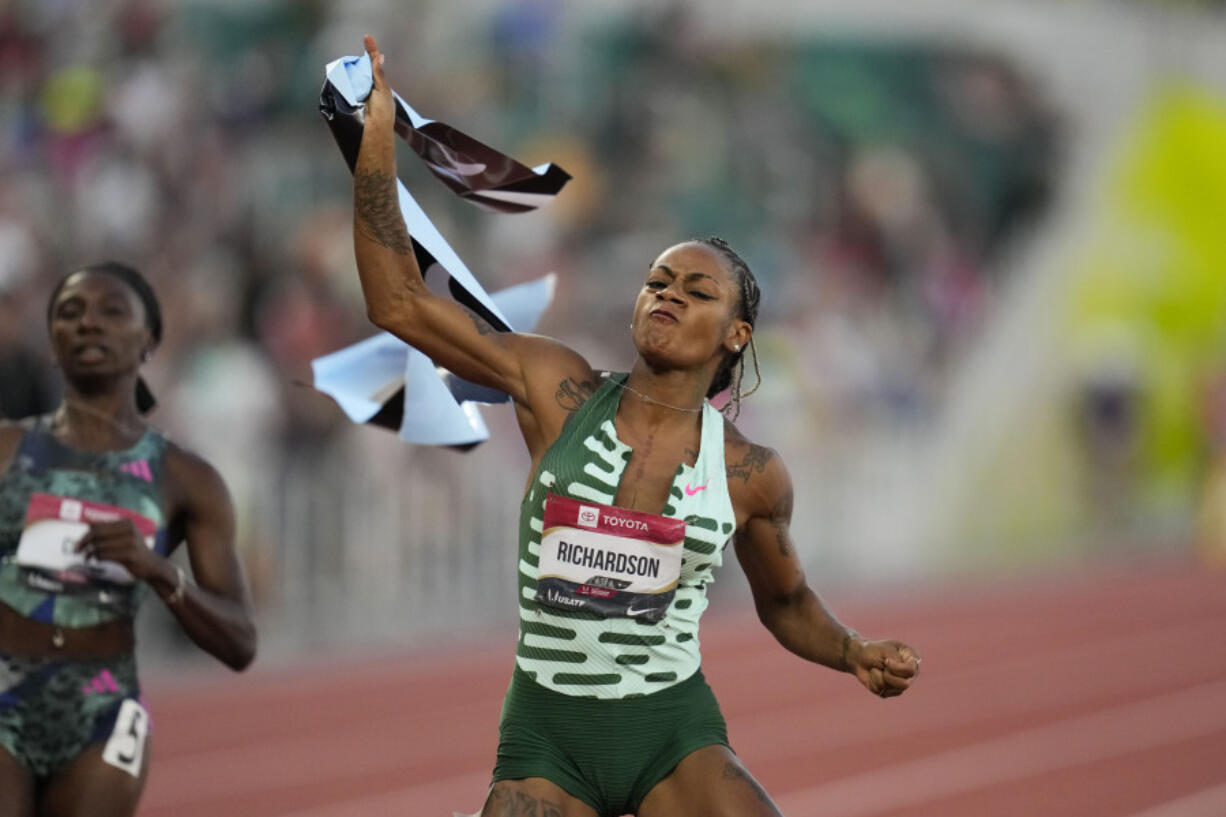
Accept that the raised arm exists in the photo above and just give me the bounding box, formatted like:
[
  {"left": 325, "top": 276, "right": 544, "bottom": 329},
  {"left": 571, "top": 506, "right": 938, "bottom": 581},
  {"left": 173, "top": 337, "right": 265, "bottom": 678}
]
[
  {"left": 352, "top": 35, "right": 594, "bottom": 455},
  {"left": 728, "top": 440, "right": 921, "bottom": 697}
]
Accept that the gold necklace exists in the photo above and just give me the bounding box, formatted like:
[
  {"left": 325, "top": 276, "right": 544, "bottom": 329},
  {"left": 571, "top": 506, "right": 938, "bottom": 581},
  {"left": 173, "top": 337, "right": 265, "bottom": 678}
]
[
  {"left": 613, "top": 378, "right": 703, "bottom": 414},
  {"left": 55, "top": 399, "right": 145, "bottom": 438}
]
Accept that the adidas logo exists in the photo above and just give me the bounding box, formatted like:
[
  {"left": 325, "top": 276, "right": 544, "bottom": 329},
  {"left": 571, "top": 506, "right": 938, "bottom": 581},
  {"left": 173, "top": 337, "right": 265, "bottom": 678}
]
[{"left": 119, "top": 460, "right": 153, "bottom": 482}]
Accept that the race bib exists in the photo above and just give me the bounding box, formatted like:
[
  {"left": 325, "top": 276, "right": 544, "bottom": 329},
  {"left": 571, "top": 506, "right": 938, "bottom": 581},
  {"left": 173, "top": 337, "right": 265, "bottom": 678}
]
[
  {"left": 102, "top": 699, "right": 150, "bottom": 777},
  {"left": 535, "top": 493, "right": 684, "bottom": 622},
  {"left": 15, "top": 493, "right": 157, "bottom": 587}
]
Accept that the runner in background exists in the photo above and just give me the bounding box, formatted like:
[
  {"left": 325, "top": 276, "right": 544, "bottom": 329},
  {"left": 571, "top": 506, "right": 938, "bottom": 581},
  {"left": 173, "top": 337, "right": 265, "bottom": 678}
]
[
  {"left": 0, "top": 262, "right": 257, "bottom": 817},
  {"left": 353, "top": 35, "right": 919, "bottom": 817}
]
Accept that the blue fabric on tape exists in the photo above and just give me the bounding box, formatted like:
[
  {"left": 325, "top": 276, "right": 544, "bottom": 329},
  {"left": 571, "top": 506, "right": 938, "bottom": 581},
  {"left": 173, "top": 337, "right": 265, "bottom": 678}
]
[
  {"left": 311, "top": 333, "right": 407, "bottom": 423},
  {"left": 322, "top": 53, "right": 373, "bottom": 107},
  {"left": 311, "top": 275, "right": 556, "bottom": 447}
]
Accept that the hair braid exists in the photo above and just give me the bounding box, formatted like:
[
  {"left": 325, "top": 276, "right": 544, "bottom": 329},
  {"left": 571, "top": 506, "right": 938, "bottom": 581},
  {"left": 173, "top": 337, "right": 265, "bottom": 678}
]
[{"left": 693, "top": 237, "right": 762, "bottom": 418}]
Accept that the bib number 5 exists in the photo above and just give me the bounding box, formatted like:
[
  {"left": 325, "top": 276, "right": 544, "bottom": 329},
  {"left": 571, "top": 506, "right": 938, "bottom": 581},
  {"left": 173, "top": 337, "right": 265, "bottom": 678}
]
[{"left": 102, "top": 699, "right": 149, "bottom": 777}]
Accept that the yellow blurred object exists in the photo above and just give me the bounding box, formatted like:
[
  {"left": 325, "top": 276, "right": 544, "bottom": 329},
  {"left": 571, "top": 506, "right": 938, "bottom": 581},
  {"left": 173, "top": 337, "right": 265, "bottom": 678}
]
[
  {"left": 514, "top": 135, "right": 604, "bottom": 231},
  {"left": 940, "top": 84, "right": 1226, "bottom": 565},
  {"left": 1067, "top": 84, "right": 1226, "bottom": 518},
  {"left": 39, "top": 66, "right": 105, "bottom": 134}
]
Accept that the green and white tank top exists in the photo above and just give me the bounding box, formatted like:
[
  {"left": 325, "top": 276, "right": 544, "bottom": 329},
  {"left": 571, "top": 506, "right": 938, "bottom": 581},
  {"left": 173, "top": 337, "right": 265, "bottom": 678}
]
[{"left": 515, "top": 373, "right": 737, "bottom": 698}]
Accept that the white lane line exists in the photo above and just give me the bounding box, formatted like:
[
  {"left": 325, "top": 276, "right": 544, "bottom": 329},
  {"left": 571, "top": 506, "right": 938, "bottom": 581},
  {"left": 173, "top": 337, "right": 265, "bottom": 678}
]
[
  {"left": 1122, "top": 782, "right": 1226, "bottom": 817},
  {"left": 774, "top": 679, "right": 1226, "bottom": 817},
  {"left": 167, "top": 682, "right": 1226, "bottom": 817},
  {"left": 146, "top": 619, "right": 1224, "bottom": 808}
]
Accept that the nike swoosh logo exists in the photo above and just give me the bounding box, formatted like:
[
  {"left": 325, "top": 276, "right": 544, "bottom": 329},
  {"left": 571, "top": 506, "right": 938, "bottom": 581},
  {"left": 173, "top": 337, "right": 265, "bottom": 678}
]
[{"left": 684, "top": 479, "right": 712, "bottom": 496}]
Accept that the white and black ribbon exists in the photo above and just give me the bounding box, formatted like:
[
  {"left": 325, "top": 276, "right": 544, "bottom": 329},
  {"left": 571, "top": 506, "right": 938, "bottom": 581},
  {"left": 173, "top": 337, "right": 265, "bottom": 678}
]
[{"left": 315, "top": 53, "right": 569, "bottom": 447}]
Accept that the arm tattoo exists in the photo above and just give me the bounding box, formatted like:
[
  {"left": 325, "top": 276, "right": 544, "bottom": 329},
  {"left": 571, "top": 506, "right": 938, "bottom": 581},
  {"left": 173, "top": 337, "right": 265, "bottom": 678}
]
[
  {"left": 774, "top": 523, "right": 791, "bottom": 557},
  {"left": 726, "top": 443, "right": 774, "bottom": 484},
  {"left": 771, "top": 489, "right": 794, "bottom": 556},
  {"left": 465, "top": 307, "right": 497, "bottom": 336},
  {"left": 354, "top": 169, "right": 413, "bottom": 255},
  {"left": 556, "top": 376, "right": 597, "bottom": 417},
  {"left": 771, "top": 486, "right": 794, "bottom": 520}
]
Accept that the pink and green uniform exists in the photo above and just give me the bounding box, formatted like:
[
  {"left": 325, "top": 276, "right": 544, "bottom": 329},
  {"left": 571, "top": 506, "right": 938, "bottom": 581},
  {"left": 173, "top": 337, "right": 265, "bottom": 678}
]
[{"left": 0, "top": 417, "right": 168, "bottom": 778}]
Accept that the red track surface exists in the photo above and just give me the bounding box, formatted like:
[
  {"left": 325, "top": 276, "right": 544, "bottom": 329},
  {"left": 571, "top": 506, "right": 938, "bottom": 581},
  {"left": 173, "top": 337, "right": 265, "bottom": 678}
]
[{"left": 137, "top": 562, "right": 1226, "bottom": 817}]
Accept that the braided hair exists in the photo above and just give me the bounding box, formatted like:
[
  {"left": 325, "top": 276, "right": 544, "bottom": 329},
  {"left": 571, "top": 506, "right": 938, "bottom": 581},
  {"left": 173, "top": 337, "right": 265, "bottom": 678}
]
[
  {"left": 695, "top": 237, "right": 762, "bottom": 419},
  {"left": 47, "top": 262, "right": 163, "bottom": 414}
]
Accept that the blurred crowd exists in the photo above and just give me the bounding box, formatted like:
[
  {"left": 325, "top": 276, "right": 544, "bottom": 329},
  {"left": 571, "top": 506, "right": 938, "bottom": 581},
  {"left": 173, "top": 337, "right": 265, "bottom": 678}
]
[{"left": 0, "top": 0, "right": 1064, "bottom": 629}]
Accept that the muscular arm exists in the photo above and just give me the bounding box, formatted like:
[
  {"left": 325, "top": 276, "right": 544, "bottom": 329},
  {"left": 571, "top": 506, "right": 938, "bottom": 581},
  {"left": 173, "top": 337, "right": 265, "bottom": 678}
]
[
  {"left": 352, "top": 130, "right": 528, "bottom": 400},
  {"left": 351, "top": 37, "right": 594, "bottom": 457},
  {"left": 730, "top": 446, "right": 852, "bottom": 670},
  {"left": 729, "top": 440, "right": 921, "bottom": 695},
  {"left": 154, "top": 447, "right": 257, "bottom": 671}
]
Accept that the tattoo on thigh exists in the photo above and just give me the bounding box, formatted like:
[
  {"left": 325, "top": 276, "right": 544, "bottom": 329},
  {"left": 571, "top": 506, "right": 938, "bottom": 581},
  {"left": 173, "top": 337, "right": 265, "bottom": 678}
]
[
  {"left": 486, "top": 788, "right": 566, "bottom": 817},
  {"left": 722, "top": 761, "right": 778, "bottom": 811}
]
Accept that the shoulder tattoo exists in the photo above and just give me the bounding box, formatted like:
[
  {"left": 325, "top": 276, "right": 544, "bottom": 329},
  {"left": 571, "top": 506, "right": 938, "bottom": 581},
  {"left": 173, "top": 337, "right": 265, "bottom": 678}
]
[
  {"left": 354, "top": 169, "right": 413, "bottom": 255},
  {"left": 556, "top": 376, "right": 597, "bottom": 418},
  {"left": 726, "top": 443, "right": 774, "bottom": 484},
  {"left": 556, "top": 376, "right": 599, "bottom": 430}
]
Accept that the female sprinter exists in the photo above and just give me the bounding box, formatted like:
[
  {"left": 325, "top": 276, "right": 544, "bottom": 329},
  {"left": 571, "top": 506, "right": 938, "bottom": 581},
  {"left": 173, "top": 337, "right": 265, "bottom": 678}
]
[
  {"left": 0, "top": 262, "right": 257, "bottom": 817},
  {"left": 353, "top": 35, "right": 919, "bottom": 817}
]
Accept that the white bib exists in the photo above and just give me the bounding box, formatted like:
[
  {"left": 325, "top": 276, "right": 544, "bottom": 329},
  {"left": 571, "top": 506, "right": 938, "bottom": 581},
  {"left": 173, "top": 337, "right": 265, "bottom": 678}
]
[
  {"left": 15, "top": 493, "right": 156, "bottom": 587},
  {"left": 535, "top": 493, "right": 684, "bottom": 622}
]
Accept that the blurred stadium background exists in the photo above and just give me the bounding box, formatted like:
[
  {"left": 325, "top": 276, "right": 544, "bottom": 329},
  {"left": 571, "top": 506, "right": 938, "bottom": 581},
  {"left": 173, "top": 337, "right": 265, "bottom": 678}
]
[{"left": 2, "top": 1, "right": 1226, "bottom": 814}]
